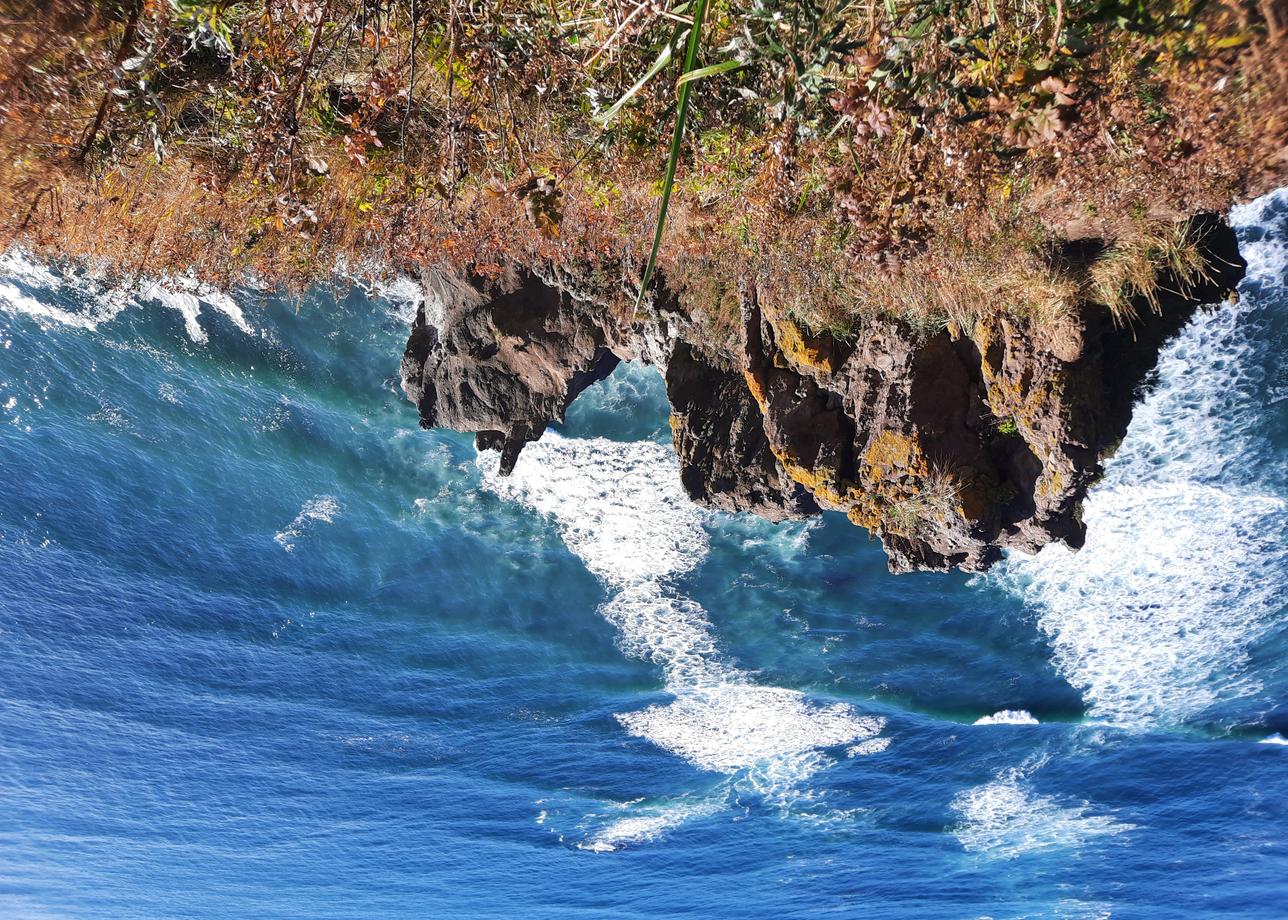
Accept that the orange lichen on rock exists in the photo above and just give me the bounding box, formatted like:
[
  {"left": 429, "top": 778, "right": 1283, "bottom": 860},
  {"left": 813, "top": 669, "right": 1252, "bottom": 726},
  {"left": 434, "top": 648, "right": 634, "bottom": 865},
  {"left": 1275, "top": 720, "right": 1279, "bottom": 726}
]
[
  {"left": 742, "top": 368, "right": 768, "bottom": 412},
  {"left": 764, "top": 307, "right": 841, "bottom": 375},
  {"left": 862, "top": 430, "right": 925, "bottom": 482}
]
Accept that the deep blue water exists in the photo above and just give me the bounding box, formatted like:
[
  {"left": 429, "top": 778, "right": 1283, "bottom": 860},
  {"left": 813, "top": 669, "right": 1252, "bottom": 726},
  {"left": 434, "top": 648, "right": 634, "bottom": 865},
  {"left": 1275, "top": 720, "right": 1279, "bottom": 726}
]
[{"left": 1, "top": 191, "right": 1286, "bottom": 919}]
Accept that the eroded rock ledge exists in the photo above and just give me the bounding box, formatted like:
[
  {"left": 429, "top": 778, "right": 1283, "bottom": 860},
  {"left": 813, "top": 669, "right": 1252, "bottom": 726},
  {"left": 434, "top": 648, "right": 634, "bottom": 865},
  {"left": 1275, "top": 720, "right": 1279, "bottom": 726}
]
[{"left": 400, "top": 218, "right": 1245, "bottom": 572}]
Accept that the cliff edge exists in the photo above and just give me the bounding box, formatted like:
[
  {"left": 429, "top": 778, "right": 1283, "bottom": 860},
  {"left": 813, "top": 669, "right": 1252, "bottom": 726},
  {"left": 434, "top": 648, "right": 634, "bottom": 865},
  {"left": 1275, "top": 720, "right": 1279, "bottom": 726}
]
[{"left": 402, "top": 216, "right": 1244, "bottom": 572}]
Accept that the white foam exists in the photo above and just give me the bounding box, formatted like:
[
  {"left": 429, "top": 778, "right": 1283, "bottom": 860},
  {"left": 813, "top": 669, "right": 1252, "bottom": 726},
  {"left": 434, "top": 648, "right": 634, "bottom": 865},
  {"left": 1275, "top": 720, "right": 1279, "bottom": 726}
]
[
  {"left": 952, "top": 759, "right": 1132, "bottom": 859},
  {"left": 578, "top": 796, "right": 725, "bottom": 853},
  {"left": 994, "top": 189, "right": 1288, "bottom": 728},
  {"left": 0, "top": 280, "right": 89, "bottom": 329},
  {"left": 1004, "top": 482, "right": 1282, "bottom": 725},
  {"left": 147, "top": 286, "right": 206, "bottom": 343},
  {"left": 274, "top": 495, "right": 342, "bottom": 552},
  {"left": 185, "top": 281, "right": 253, "bottom": 335},
  {"left": 0, "top": 248, "right": 63, "bottom": 291},
  {"left": 0, "top": 248, "right": 253, "bottom": 342},
  {"left": 1259, "top": 733, "right": 1288, "bottom": 746},
  {"left": 600, "top": 583, "right": 726, "bottom": 685},
  {"left": 1232, "top": 189, "right": 1288, "bottom": 287},
  {"left": 974, "top": 710, "right": 1039, "bottom": 726},
  {"left": 479, "top": 436, "right": 706, "bottom": 587},
  {"left": 0, "top": 250, "right": 129, "bottom": 331},
  {"left": 334, "top": 257, "right": 426, "bottom": 326},
  {"left": 371, "top": 275, "right": 424, "bottom": 326},
  {"left": 847, "top": 736, "right": 892, "bottom": 756},
  {"left": 481, "top": 433, "right": 884, "bottom": 822},
  {"left": 137, "top": 274, "right": 254, "bottom": 342},
  {"left": 618, "top": 684, "right": 883, "bottom": 775}
]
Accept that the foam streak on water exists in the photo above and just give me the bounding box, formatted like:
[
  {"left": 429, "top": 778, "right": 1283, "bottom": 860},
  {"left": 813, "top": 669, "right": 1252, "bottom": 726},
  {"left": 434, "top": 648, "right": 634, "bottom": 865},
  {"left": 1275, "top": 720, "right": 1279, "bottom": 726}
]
[
  {"left": 575, "top": 794, "right": 728, "bottom": 854},
  {"left": 974, "top": 709, "right": 1039, "bottom": 726},
  {"left": 275, "top": 495, "right": 343, "bottom": 552},
  {"left": 481, "top": 435, "right": 883, "bottom": 847},
  {"left": 952, "top": 757, "right": 1132, "bottom": 860},
  {"left": 995, "top": 191, "right": 1288, "bottom": 728}
]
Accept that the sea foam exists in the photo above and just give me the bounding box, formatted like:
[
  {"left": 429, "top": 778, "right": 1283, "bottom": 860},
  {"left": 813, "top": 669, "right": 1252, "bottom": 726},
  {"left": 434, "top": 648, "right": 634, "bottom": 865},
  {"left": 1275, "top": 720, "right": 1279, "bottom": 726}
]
[
  {"left": 0, "top": 248, "right": 254, "bottom": 343},
  {"left": 994, "top": 190, "right": 1288, "bottom": 728},
  {"left": 274, "top": 495, "right": 342, "bottom": 552},
  {"left": 0, "top": 249, "right": 130, "bottom": 331},
  {"left": 138, "top": 274, "right": 255, "bottom": 342},
  {"left": 951, "top": 757, "right": 1132, "bottom": 859},
  {"left": 974, "top": 710, "right": 1039, "bottom": 726},
  {"left": 577, "top": 794, "right": 726, "bottom": 853},
  {"left": 481, "top": 433, "right": 884, "bottom": 843}
]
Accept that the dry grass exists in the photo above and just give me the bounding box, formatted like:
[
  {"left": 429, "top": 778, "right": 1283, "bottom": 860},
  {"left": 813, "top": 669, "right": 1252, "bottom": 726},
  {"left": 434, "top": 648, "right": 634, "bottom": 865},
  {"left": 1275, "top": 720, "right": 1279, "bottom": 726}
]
[
  {"left": 0, "top": 0, "right": 1281, "bottom": 349},
  {"left": 773, "top": 213, "right": 1083, "bottom": 338},
  {"left": 765, "top": 202, "right": 1226, "bottom": 341},
  {"left": 1088, "top": 220, "right": 1211, "bottom": 325},
  {"left": 885, "top": 464, "right": 963, "bottom": 538}
]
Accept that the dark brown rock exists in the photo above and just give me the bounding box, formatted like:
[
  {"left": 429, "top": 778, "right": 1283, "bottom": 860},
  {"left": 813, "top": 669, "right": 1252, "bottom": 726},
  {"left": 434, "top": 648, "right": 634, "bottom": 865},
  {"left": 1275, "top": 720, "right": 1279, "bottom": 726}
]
[
  {"left": 400, "top": 267, "right": 621, "bottom": 473},
  {"left": 665, "top": 340, "right": 818, "bottom": 521},
  {"left": 399, "top": 215, "right": 1246, "bottom": 573}
]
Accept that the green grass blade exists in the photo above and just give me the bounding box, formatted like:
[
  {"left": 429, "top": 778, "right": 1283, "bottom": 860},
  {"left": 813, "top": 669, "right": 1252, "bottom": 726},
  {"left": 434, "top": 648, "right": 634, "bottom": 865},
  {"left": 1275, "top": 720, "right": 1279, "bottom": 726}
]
[
  {"left": 595, "top": 37, "right": 681, "bottom": 126},
  {"left": 676, "top": 59, "right": 742, "bottom": 87},
  {"left": 636, "top": 0, "right": 710, "bottom": 308}
]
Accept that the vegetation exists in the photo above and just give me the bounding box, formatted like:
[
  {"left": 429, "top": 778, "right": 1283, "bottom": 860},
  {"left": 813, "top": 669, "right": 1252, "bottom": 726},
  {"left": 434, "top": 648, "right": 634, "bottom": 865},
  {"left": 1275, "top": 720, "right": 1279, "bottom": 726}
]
[
  {"left": 885, "top": 463, "right": 962, "bottom": 539},
  {"left": 0, "top": 0, "right": 1283, "bottom": 337}
]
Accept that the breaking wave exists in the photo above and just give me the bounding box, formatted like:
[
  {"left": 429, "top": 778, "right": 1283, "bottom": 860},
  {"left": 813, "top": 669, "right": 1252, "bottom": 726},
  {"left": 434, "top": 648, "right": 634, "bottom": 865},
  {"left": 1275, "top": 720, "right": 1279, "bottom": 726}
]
[
  {"left": 0, "top": 248, "right": 255, "bottom": 343},
  {"left": 995, "top": 190, "right": 1288, "bottom": 728}
]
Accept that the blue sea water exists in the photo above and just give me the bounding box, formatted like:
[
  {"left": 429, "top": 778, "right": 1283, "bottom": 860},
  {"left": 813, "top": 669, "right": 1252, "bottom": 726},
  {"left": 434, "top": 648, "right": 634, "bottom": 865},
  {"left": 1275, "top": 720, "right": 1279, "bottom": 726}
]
[{"left": 1, "top": 191, "right": 1286, "bottom": 920}]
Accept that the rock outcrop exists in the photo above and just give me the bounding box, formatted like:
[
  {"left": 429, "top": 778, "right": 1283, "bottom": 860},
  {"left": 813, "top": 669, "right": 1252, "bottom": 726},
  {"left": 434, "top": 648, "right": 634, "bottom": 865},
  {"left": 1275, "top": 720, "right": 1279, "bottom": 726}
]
[
  {"left": 665, "top": 340, "right": 819, "bottom": 522},
  {"left": 400, "top": 266, "right": 622, "bottom": 474},
  {"left": 400, "top": 216, "right": 1245, "bottom": 572}
]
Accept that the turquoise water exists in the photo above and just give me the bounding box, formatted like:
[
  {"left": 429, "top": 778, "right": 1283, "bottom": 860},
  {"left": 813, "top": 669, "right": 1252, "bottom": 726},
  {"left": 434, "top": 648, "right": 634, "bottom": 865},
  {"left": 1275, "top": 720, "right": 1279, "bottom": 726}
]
[{"left": 1, "top": 191, "right": 1286, "bottom": 919}]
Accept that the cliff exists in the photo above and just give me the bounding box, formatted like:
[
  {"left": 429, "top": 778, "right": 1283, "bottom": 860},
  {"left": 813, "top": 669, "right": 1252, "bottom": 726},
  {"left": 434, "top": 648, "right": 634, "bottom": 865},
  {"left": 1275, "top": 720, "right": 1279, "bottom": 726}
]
[
  {"left": 401, "top": 215, "right": 1245, "bottom": 573},
  {"left": 0, "top": 2, "right": 1276, "bottom": 572}
]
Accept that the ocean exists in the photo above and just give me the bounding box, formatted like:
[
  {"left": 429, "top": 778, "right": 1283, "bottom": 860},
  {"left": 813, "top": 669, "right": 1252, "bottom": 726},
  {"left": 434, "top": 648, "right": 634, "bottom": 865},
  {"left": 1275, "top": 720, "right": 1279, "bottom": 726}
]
[{"left": 1, "top": 190, "right": 1285, "bottom": 919}]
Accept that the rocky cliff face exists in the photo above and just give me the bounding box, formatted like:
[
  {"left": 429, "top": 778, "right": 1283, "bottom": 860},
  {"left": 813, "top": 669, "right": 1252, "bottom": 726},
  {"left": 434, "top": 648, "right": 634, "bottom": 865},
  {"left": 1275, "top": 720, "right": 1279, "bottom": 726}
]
[{"left": 400, "top": 217, "right": 1245, "bottom": 572}]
